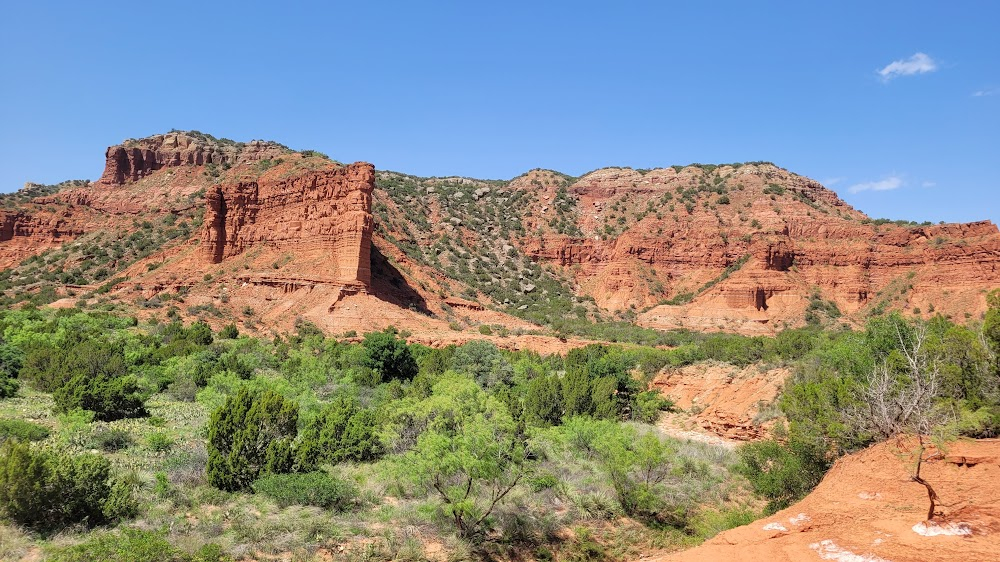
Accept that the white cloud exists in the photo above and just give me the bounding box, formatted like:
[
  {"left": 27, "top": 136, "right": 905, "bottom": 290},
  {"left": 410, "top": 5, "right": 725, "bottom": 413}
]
[
  {"left": 973, "top": 87, "right": 999, "bottom": 97},
  {"left": 878, "top": 53, "right": 937, "bottom": 81},
  {"left": 848, "top": 176, "right": 904, "bottom": 193},
  {"left": 821, "top": 177, "right": 844, "bottom": 186},
  {"left": 921, "top": 181, "right": 936, "bottom": 188}
]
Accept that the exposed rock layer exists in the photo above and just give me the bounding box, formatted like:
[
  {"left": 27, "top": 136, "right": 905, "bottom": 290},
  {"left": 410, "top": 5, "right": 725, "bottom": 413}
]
[
  {"left": 508, "top": 165, "right": 1000, "bottom": 331},
  {"left": 202, "top": 163, "right": 376, "bottom": 286},
  {"left": 3, "top": 132, "right": 999, "bottom": 337},
  {"left": 98, "top": 132, "right": 288, "bottom": 186}
]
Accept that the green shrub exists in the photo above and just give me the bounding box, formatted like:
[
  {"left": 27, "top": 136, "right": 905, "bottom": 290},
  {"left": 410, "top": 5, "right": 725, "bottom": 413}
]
[
  {"left": 187, "top": 321, "right": 214, "bottom": 345},
  {"left": 524, "top": 374, "right": 562, "bottom": 426},
  {"left": 252, "top": 471, "right": 358, "bottom": 510},
  {"left": 0, "top": 375, "right": 16, "bottom": 398},
  {"left": 562, "top": 528, "right": 607, "bottom": 561},
  {"left": 0, "top": 343, "right": 24, "bottom": 379},
  {"left": 47, "top": 528, "right": 187, "bottom": 562},
  {"left": 206, "top": 388, "right": 298, "bottom": 491},
  {"left": 219, "top": 323, "right": 239, "bottom": 339},
  {"left": 362, "top": 328, "right": 417, "bottom": 382},
  {"left": 0, "top": 418, "right": 50, "bottom": 442},
  {"left": 102, "top": 473, "right": 141, "bottom": 522},
  {"left": 295, "top": 395, "right": 383, "bottom": 469},
  {"left": 590, "top": 377, "right": 620, "bottom": 420},
  {"left": 395, "top": 374, "right": 528, "bottom": 538},
  {"left": 452, "top": 340, "right": 513, "bottom": 388},
  {"left": 166, "top": 373, "right": 198, "bottom": 402},
  {"left": 768, "top": 327, "right": 819, "bottom": 361},
  {"left": 632, "top": 391, "right": 674, "bottom": 423},
  {"left": 561, "top": 369, "right": 592, "bottom": 417},
  {"left": 736, "top": 438, "right": 829, "bottom": 513},
  {"left": 193, "top": 543, "right": 231, "bottom": 562},
  {"left": 53, "top": 373, "right": 147, "bottom": 421},
  {"left": 691, "top": 507, "right": 758, "bottom": 539},
  {"left": 147, "top": 432, "right": 173, "bottom": 452},
  {"left": 0, "top": 440, "right": 132, "bottom": 532},
  {"left": 20, "top": 339, "right": 127, "bottom": 392},
  {"left": 89, "top": 427, "right": 133, "bottom": 452},
  {"left": 528, "top": 471, "right": 559, "bottom": 492},
  {"left": 0, "top": 343, "right": 23, "bottom": 398}
]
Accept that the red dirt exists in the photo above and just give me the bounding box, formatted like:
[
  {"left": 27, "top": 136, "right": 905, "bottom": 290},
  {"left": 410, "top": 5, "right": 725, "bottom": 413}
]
[
  {"left": 649, "top": 438, "right": 1000, "bottom": 562},
  {"left": 652, "top": 363, "right": 787, "bottom": 441}
]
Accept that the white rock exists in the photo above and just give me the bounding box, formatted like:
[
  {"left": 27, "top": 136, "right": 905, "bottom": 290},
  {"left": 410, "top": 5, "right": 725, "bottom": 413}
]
[
  {"left": 912, "top": 521, "right": 972, "bottom": 537},
  {"left": 789, "top": 513, "right": 811, "bottom": 525},
  {"left": 808, "top": 539, "right": 889, "bottom": 562}
]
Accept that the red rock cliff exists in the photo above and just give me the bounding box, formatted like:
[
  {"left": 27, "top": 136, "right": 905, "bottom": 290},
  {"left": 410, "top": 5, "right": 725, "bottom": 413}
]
[
  {"left": 98, "top": 132, "right": 288, "bottom": 186},
  {"left": 202, "top": 163, "right": 375, "bottom": 286}
]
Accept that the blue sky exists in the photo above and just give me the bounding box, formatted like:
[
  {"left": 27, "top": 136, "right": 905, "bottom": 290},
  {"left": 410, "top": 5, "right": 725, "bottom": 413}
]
[{"left": 1, "top": 1, "right": 996, "bottom": 223}]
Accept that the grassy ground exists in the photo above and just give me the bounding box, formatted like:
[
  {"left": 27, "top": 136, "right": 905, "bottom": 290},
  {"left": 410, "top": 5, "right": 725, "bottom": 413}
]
[{"left": 0, "top": 384, "right": 758, "bottom": 561}]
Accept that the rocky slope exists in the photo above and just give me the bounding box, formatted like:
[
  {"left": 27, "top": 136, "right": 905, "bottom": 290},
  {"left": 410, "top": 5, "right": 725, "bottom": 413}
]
[
  {"left": 650, "top": 438, "right": 1000, "bottom": 562},
  {"left": 1, "top": 131, "right": 998, "bottom": 340},
  {"left": 375, "top": 163, "right": 1000, "bottom": 334}
]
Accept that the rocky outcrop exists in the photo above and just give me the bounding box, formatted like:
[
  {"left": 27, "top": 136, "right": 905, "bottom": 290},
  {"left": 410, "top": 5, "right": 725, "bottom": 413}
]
[
  {"left": 652, "top": 363, "right": 786, "bottom": 441},
  {"left": 0, "top": 209, "right": 87, "bottom": 268},
  {"left": 0, "top": 209, "right": 87, "bottom": 242},
  {"left": 202, "top": 163, "right": 375, "bottom": 286},
  {"left": 98, "top": 132, "right": 288, "bottom": 186}
]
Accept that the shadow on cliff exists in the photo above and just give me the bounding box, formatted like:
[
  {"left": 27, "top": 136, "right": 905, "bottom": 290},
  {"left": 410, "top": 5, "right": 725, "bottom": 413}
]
[{"left": 369, "top": 245, "right": 431, "bottom": 316}]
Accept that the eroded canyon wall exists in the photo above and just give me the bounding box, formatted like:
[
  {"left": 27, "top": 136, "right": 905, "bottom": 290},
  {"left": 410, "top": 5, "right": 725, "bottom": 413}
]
[{"left": 202, "top": 163, "right": 376, "bottom": 286}]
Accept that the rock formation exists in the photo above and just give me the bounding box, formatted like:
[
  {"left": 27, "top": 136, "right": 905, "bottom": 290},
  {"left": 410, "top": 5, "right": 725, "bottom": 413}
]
[
  {"left": 3, "top": 131, "right": 999, "bottom": 337},
  {"left": 98, "top": 132, "right": 289, "bottom": 186},
  {"left": 0, "top": 209, "right": 87, "bottom": 267},
  {"left": 202, "top": 163, "right": 375, "bottom": 287},
  {"left": 499, "top": 164, "right": 1000, "bottom": 331}
]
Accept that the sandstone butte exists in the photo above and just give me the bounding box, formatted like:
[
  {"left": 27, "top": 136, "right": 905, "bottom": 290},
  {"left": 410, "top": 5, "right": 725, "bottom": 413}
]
[{"left": 1, "top": 130, "right": 999, "bottom": 345}]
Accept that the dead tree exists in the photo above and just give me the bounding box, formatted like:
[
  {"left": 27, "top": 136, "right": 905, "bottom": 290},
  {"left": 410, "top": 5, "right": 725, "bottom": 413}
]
[{"left": 846, "top": 321, "right": 948, "bottom": 521}]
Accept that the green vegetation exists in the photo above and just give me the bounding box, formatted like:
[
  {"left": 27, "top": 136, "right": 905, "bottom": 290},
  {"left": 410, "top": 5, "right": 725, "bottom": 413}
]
[
  {"left": 374, "top": 171, "right": 598, "bottom": 329},
  {"left": 46, "top": 528, "right": 213, "bottom": 562},
  {"left": 361, "top": 327, "right": 418, "bottom": 382},
  {"left": 206, "top": 388, "right": 297, "bottom": 491},
  {"left": 0, "top": 203, "right": 203, "bottom": 308},
  {"left": 0, "top": 298, "right": 995, "bottom": 558},
  {"left": 0, "top": 418, "right": 50, "bottom": 442},
  {"left": 0, "top": 308, "right": 768, "bottom": 558},
  {"left": 295, "top": 395, "right": 383, "bottom": 468},
  {"left": 0, "top": 180, "right": 90, "bottom": 205},
  {"left": 0, "top": 440, "right": 135, "bottom": 533},
  {"left": 737, "top": 295, "right": 1000, "bottom": 514},
  {"left": 252, "top": 471, "right": 358, "bottom": 510},
  {"left": 662, "top": 254, "right": 751, "bottom": 306}
]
